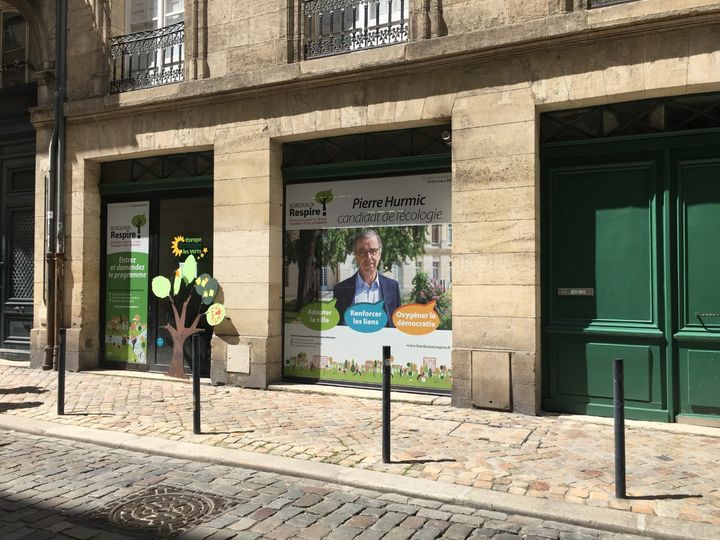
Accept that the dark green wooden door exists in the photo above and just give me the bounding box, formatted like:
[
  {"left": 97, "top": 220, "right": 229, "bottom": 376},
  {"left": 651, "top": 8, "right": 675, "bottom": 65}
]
[
  {"left": 673, "top": 148, "right": 720, "bottom": 423},
  {"left": 542, "top": 134, "right": 720, "bottom": 423}
]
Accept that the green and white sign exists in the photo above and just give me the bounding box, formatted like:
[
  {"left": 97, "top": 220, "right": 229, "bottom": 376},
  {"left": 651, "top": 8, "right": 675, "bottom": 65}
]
[{"left": 104, "top": 201, "right": 150, "bottom": 363}]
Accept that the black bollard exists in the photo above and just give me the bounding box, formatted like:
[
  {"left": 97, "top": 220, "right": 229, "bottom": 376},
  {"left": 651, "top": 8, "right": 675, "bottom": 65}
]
[
  {"left": 192, "top": 335, "right": 201, "bottom": 434},
  {"left": 382, "top": 345, "right": 391, "bottom": 463},
  {"left": 57, "top": 328, "right": 66, "bottom": 415},
  {"left": 614, "top": 358, "right": 626, "bottom": 498}
]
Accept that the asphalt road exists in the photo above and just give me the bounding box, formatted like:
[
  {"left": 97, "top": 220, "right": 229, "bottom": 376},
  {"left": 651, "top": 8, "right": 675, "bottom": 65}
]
[{"left": 0, "top": 429, "right": 646, "bottom": 540}]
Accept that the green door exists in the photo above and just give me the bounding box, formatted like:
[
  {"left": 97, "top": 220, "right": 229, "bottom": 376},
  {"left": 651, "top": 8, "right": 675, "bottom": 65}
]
[
  {"left": 542, "top": 134, "right": 720, "bottom": 423},
  {"left": 673, "top": 148, "right": 720, "bottom": 423}
]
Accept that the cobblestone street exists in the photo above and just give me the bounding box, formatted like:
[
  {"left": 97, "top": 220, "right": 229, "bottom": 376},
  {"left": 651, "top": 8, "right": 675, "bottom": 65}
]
[
  {"left": 0, "top": 429, "right": 648, "bottom": 539},
  {"left": 1, "top": 364, "right": 719, "bottom": 532}
]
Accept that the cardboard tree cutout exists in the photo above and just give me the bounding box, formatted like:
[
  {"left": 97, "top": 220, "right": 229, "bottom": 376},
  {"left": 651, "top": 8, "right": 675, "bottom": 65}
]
[{"left": 151, "top": 255, "right": 225, "bottom": 379}]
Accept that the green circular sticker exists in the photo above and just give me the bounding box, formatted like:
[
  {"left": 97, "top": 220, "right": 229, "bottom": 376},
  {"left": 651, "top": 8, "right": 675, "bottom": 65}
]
[{"left": 206, "top": 303, "right": 226, "bottom": 326}]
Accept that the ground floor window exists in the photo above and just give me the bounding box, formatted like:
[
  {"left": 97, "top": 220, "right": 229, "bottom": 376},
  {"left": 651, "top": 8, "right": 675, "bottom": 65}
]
[{"left": 283, "top": 172, "right": 452, "bottom": 392}]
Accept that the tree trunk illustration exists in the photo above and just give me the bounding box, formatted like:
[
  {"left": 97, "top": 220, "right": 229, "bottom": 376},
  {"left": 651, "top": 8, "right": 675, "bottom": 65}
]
[{"left": 163, "top": 294, "right": 204, "bottom": 379}]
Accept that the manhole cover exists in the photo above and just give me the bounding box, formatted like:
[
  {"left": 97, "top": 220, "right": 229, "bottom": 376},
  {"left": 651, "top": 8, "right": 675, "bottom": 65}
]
[{"left": 87, "top": 485, "right": 238, "bottom": 537}]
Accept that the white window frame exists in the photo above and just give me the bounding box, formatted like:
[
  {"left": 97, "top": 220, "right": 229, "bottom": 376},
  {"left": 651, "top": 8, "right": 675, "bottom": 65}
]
[{"left": 125, "top": 0, "right": 184, "bottom": 33}]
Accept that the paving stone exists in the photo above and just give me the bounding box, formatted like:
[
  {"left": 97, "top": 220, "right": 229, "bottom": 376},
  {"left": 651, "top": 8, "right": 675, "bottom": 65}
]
[
  {"left": 287, "top": 512, "right": 322, "bottom": 527},
  {"left": 449, "top": 514, "right": 484, "bottom": 527},
  {"left": 371, "top": 511, "right": 407, "bottom": 532},
  {"left": 410, "top": 527, "right": 444, "bottom": 540},
  {"left": 417, "top": 508, "right": 452, "bottom": 521},
  {"left": 522, "top": 527, "right": 560, "bottom": 539},
  {"left": 296, "top": 494, "right": 323, "bottom": 508},
  {"left": 307, "top": 499, "right": 345, "bottom": 516},
  {"left": 444, "top": 522, "right": 475, "bottom": 539},
  {"left": 325, "top": 526, "right": 363, "bottom": 540},
  {"left": 385, "top": 503, "right": 419, "bottom": 515},
  {"left": 484, "top": 520, "right": 520, "bottom": 534},
  {"left": 62, "top": 525, "right": 102, "bottom": 539},
  {"left": 382, "top": 528, "right": 414, "bottom": 540}
]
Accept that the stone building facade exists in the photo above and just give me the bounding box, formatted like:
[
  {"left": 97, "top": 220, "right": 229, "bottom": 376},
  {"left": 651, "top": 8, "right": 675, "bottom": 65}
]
[{"left": 3, "top": 0, "right": 720, "bottom": 425}]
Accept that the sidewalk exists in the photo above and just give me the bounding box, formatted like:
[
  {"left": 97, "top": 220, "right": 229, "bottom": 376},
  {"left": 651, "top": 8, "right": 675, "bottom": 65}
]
[{"left": 0, "top": 363, "right": 719, "bottom": 536}]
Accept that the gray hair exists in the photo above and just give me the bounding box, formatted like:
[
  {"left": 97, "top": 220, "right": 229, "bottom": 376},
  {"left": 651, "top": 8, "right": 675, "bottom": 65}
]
[{"left": 353, "top": 229, "right": 382, "bottom": 251}]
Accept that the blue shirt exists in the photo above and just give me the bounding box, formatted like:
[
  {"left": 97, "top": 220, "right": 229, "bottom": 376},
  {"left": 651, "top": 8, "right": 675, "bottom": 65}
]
[{"left": 353, "top": 272, "right": 383, "bottom": 305}]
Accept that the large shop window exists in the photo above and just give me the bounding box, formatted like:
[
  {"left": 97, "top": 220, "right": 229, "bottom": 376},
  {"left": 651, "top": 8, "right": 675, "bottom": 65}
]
[{"left": 282, "top": 127, "right": 452, "bottom": 393}]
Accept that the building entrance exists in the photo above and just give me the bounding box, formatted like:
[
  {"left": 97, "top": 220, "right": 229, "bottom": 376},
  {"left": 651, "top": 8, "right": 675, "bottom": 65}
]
[
  {"left": 542, "top": 132, "right": 720, "bottom": 425},
  {"left": 0, "top": 138, "right": 34, "bottom": 358},
  {"left": 100, "top": 151, "right": 214, "bottom": 375}
]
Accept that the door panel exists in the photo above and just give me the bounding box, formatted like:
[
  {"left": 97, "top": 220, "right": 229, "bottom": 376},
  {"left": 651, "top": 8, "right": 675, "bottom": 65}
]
[
  {"left": 675, "top": 156, "right": 720, "bottom": 419},
  {"left": 150, "top": 196, "right": 213, "bottom": 374},
  {"left": 0, "top": 149, "right": 34, "bottom": 353},
  {"left": 551, "top": 163, "right": 657, "bottom": 324},
  {"left": 544, "top": 157, "right": 666, "bottom": 420}
]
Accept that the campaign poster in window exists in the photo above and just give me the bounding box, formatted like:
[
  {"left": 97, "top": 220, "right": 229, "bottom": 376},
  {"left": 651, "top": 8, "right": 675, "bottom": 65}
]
[
  {"left": 283, "top": 173, "right": 452, "bottom": 391},
  {"left": 104, "top": 201, "right": 150, "bottom": 363}
]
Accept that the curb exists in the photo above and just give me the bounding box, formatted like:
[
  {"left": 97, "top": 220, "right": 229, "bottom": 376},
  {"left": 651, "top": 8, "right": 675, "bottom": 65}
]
[{"left": 0, "top": 416, "right": 717, "bottom": 540}]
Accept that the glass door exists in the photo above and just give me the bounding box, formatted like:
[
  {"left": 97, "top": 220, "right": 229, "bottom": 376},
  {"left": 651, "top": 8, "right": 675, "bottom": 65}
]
[{"left": 149, "top": 195, "right": 213, "bottom": 374}]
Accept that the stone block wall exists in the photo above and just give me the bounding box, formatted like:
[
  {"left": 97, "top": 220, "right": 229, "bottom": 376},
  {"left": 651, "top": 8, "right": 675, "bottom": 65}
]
[{"left": 26, "top": 0, "right": 720, "bottom": 415}]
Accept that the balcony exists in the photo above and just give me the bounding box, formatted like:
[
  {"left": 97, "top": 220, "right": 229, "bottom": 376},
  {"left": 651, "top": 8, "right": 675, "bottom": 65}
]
[
  {"left": 303, "top": 0, "right": 409, "bottom": 60},
  {"left": 109, "top": 22, "right": 184, "bottom": 94}
]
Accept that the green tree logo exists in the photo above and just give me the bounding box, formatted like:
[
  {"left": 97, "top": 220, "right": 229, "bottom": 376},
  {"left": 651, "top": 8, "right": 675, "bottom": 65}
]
[
  {"left": 314, "top": 190, "right": 334, "bottom": 216},
  {"left": 131, "top": 213, "right": 147, "bottom": 237}
]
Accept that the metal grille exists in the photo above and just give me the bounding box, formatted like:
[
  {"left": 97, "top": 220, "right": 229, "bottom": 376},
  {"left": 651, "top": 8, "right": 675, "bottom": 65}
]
[
  {"left": 110, "top": 22, "right": 184, "bottom": 94},
  {"left": 0, "top": 83, "right": 37, "bottom": 132},
  {"left": 304, "top": 0, "right": 408, "bottom": 59},
  {"left": 541, "top": 93, "right": 720, "bottom": 143},
  {"left": 11, "top": 210, "right": 33, "bottom": 300},
  {"left": 283, "top": 125, "right": 450, "bottom": 167},
  {"left": 101, "top": 151, "right": 213, "bottom": 184}
]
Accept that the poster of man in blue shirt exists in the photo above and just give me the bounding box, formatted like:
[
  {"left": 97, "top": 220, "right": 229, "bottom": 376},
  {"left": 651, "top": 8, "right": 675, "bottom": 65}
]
[{"left": 333, "top": 229, "right": 401, "bottom": 328}]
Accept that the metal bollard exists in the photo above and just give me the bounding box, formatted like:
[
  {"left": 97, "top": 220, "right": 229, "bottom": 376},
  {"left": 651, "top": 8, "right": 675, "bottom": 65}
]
[
  {"left": 382, "top": 345, "right": 391, "bottom": 463},
  {"left": 192, "top": 335, "right": 201, "bottom": 434},
  {"left": 614, "top": 358, "right": 626, "bottom": 498},
  {"left": 57, "top": 328, "right": 66, "bottom": 416}
]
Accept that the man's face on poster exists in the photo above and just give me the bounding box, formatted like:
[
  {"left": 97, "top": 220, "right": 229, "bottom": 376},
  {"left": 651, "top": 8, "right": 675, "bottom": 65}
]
[{"left": 354, "top": 235, "right": 382, "bottom": 280}]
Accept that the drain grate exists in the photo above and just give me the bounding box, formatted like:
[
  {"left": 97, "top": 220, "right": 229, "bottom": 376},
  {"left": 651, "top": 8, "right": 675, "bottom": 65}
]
[{"left": 86, "top": 485, "right": 238, "bottom": 538}]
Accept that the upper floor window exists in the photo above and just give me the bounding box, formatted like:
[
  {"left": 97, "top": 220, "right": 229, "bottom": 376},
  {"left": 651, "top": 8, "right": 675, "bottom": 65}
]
[
  {"left": 0, "top": 10, "right": 28, "bottom": 88},
  {"left": 304, "top": 0, "right": 409, "bottom": 60},
  {"left": 127, "top": 0, "right": 184, "bottom": 32}
]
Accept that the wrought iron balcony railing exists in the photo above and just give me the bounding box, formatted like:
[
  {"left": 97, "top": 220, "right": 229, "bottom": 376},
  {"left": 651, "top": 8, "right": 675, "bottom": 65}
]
[
  {"left": 303, "top": 0, "right": 409, "bottom": 60},
  {"left": 109, "top": 22, "right": 184, "bottom": 94}
]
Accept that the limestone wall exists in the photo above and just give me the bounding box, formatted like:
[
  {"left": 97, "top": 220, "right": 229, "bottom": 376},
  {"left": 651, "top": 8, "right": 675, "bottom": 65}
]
[{"left": 35, "top": 15, "right": 720, "bottom": 413}]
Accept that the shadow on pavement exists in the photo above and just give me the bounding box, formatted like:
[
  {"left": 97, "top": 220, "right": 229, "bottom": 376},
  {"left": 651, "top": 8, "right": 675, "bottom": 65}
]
[
  {"left": 62, "top": 412, "right": 116, "bottom": 416},
  {"left": 626, "top": 493, "right": 703, "bottom": 500},
  {"left": 392, "top": 458, "right": 456, "bottom": 464},
  {"left": 0, "top": 402, "right": 44, "bottom": 413},
  {"left": 0, "top": 386, "right": 48, "bottom": 395}
]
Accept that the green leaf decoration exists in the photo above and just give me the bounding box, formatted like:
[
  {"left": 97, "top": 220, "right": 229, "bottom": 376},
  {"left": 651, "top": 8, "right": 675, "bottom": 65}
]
[
  {"left": 173, "top": 271, "right": 181, "bottom": 295},
  {"left": 194, "top": 273, "right": 219, "bottom": 305},
  {"left": 181, "top": 255, "right": 197, "bottom": 284},
  {"left": 151, "top": 276, "right": 171, "bottom": 298},
  {"left": 206, "top": 303, "right": 226, "bottom": 326}
]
